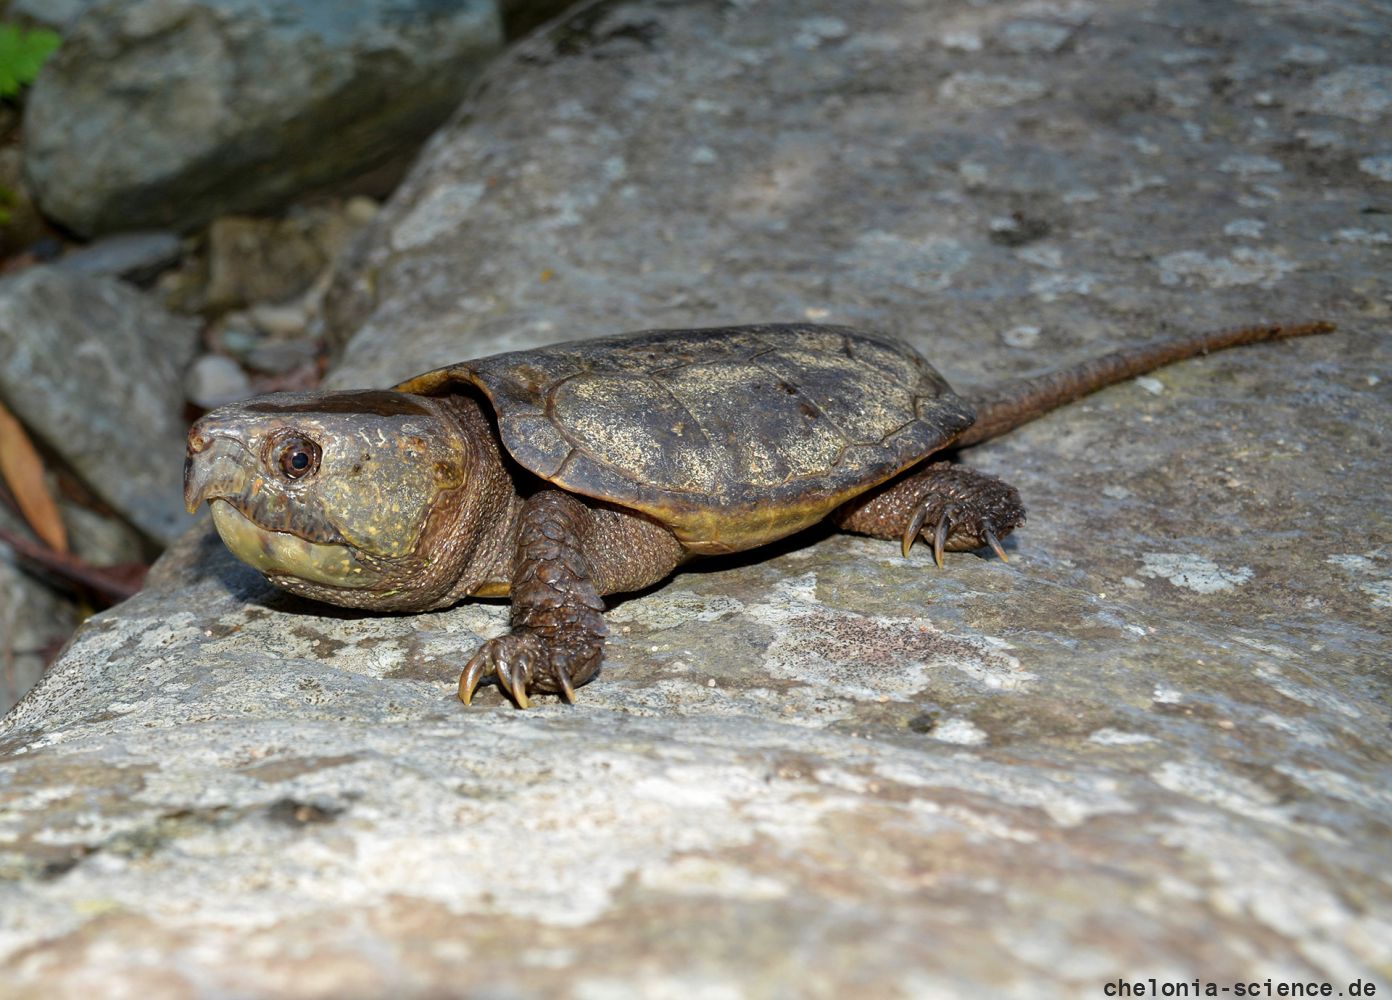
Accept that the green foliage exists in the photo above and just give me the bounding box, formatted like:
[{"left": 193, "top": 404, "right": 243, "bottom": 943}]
[{"left": 0, "top": 24, "right": 60, "bottom": 98}]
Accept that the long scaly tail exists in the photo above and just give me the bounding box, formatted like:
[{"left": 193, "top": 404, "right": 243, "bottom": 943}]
[{"left": 956, "top": 321, "right": 1336, "bottom": 448}]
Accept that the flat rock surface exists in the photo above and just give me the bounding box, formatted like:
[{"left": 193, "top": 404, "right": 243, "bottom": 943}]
[{"left": 4, "top": 0, "right": 1390, "bottom": 996}]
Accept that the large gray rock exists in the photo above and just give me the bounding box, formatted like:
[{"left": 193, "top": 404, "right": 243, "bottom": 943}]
[
  {"left": 22, "top": 0, "right": 504, "bottom": 237},
  {"left": 0, "top": 268, "right": 198, "bottom": 544},
  {"left": 4, "top": 0, "right": 1390, "bottom": 994}
]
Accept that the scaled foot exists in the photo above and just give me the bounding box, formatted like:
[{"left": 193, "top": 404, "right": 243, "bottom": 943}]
[
  {"left": 837, "top": 462, "right": 1025, "bottom": 565},
  {"left": 459, "top": 624, "right": 604, "bottom": 708}
]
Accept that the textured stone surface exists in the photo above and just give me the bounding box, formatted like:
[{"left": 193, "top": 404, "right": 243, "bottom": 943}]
[
  {"left": 23, "top": 0, "right": 504, "bottom": 236},
  {"left": 0, "top": 268, "right": 198, "bottom": 545},
  {"left": 4, "top": 0, "right": 1391, "bottom": 995}
]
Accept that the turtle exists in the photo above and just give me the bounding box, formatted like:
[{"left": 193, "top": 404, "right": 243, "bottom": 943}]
[{"left": 184, "top": 320, "right": 1333, "bottom": 707}]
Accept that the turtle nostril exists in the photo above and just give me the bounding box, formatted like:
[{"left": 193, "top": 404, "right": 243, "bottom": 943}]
[{"left": 188, "top": 430, "right": 212, "bottom": 454}]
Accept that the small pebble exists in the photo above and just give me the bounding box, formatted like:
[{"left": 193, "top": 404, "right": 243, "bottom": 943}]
[
  {"left": 215, "top": 314, "right": 264, "bottom": 360},
  {"left": 1223, "top": 218, "right": 1265, "bottom": 238},
  {"left": 1001, "top": 325, "right": 1041, "bottom": 348},
  {"left": 344, "top": 196, "right": 380, "bottom": 226},
  {"left": 996, "top": 20, "right": 1072, "bottom": 54},
  {"left": 246, "top": 338, "right": 319, "bottom": 375},
  {"left": 186, "top": 354, "right": 253, "bottom": 408},
  {"left": 248, "top": 301, "right": 311, "bottom": 338}
]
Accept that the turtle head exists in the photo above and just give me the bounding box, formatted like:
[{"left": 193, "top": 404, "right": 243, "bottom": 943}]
[{"left": 184, "top": 390, "right": 480, "bottom": 609}]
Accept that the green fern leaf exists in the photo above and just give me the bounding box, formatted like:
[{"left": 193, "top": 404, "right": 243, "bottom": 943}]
[{"left": 0, "top": 25, "right": 61, "bottom": 98}]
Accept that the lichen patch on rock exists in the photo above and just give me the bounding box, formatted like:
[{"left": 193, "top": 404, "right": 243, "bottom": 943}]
[{"left": 1138, "top": 554, "right": 1255, "bottom": 594}]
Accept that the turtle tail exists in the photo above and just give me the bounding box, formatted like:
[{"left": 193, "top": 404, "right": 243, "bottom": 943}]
[{"left": 955, "top": 320, "right": 1336, "bottom": 448}]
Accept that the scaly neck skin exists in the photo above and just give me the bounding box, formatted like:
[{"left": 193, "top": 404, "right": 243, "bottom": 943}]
[{"left": 432, "top": 394, "right": 527, "bottom": 604}]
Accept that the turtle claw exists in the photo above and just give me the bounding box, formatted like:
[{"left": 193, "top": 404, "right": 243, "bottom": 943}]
[
  {"left": 459, "top": 655, "right": 488, "bottom": 705},
  {"left": 556, "top": 665, "right": 577, "bottom": 704},
  {"left": 495, "top": 647, "right": 535, "bottom": 709},
  {"left": 984, "top": 527, "right": 1009, "bottom": 563},
  {"left": 902, "top": 504, "right": 929, "bottom": 558},
  {"left": 932, "top": 514, "right": 951, "bottom": 569},
  {"left": 899, "top": 500, "right": 954, "bottom": 568},
  {"left": 500, "top": 665, "right": 531, "bottom": 709},
  {"left": 459, "top": 632, "right": 538, "bottom": 708}
]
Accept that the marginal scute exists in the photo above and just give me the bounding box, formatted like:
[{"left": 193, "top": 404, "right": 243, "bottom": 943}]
[{"left": 395, "top": 325, "right": 975, "bottom": 551}]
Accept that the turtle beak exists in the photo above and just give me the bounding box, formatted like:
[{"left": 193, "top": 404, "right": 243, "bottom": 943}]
[{"left": 184, "top": 426, "right": 252, "bottom": 513}]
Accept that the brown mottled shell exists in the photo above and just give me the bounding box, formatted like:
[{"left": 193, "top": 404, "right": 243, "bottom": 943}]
[{"left": 394, "top": 324, "right": 975, "bottom": 554}]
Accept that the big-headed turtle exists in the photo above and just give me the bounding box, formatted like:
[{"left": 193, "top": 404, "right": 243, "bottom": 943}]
[{"left": 184, "top": 321, "right": 1332, "bottom": 706}]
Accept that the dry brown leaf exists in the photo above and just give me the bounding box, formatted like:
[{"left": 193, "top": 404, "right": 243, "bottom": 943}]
[{"left": 0, "top": 399, "right": 68, "bottom": 553}]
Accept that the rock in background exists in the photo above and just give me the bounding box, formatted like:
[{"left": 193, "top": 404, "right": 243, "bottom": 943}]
[
  {"left": 50, "top": 231, "right": 183, "bottom": 284},
  {"left": 3, "top": 0, "right": 1391, "bottom": 995},
  {"left": 22, "top": 0, "right": 505, "bottom": 236},
  {"left": 13, "top": 0, "right": 577, "bottom": 38},
  {"left": 0, "top": 268, "right": 198, "bottom": 545},
  {"left": 7, "top": 0, "right": 98, "bottom": 31},
  {"left": 0, "top": 533, "right": 77, "bottom": 716}
]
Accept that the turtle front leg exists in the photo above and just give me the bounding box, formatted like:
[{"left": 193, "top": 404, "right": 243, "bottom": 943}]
[
  {"left": 835, "top": 462, "right": 1025, "bottom": 566},
  {"left": 460, "top": 491, "right": 607, "bottom": 707},
  {"left": 460, "top": 490, "right": 687, "bottom": 708}
]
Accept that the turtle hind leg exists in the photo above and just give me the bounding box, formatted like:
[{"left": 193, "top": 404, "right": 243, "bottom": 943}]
[
  {"left": 834, "top": 462, "right": 1025, "bottom": 566},
  {"left": 460, "top": 490, "right": 685, "bottom": 708}
]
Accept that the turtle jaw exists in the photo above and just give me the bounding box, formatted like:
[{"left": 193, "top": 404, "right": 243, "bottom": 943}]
[{"left": 208, "top": 500, "right": 377, "bottom": 592}]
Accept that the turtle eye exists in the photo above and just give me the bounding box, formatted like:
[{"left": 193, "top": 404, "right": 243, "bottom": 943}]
[{"left": 277, "top": 437, "right": 321, "bottom": 480}]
